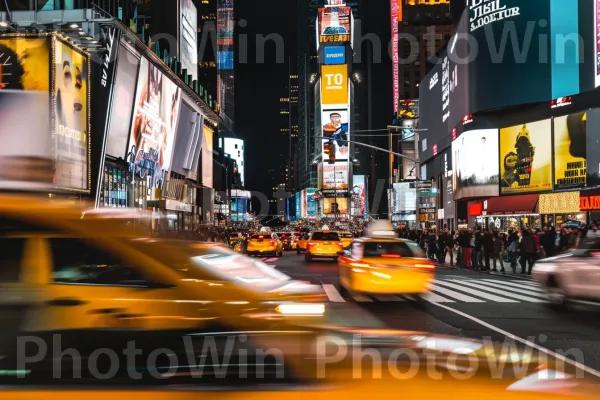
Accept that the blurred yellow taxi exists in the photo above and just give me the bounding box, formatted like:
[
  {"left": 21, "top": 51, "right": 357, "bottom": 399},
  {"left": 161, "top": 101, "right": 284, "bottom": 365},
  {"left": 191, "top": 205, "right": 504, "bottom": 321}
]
[
  {"left": 247, "top": 233, "right": 284, "bottom": 257},
  {"left": 305, "top": 230, "right": 344, "bottom": 262},
  {"left": 339, "top": 231, "right": 354, "bottom": 248},
  {"left": 295, "top": 232, "right": 310, "bottom": 254},
  {"left": 338, "top": 221, "right": 434, "bottom": 298}
]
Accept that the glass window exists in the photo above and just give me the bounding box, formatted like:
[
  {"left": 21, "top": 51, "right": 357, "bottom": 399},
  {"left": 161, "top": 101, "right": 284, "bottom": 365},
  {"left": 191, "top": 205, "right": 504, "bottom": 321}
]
[
  {"left": 363, "top": 241, "right": 426, "bottom": 258},
  {"left": 50, "top": 238, "right": 152, "bottom": 287},
  {"left": 0, "top": 238, "right": 25, "bottom": 283},
  {"left": 311, "top": 232, "right": 340, "bottom": 241}
]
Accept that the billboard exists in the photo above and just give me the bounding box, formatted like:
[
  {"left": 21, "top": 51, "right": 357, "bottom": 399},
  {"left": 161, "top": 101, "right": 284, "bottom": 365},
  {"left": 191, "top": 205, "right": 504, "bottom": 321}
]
[
  {"left": 322, "top": 162, "right": 349, "bottom": 190},
  {"left": 391, "top": 0, "right": 400, "bottom": 113},
  {"left": 318, "top": 6, "right": 351, "bottom": 45},
  {"left": 596, "top": 0, "right": 600, "bottom": 87},
  {"left": 323, "top": 46, "right": 346, "bottom": 65},
  {"left": 321, "top": 64, "right": 348, "bottom": 106},
  {"left": 500, "top": 119, "right": 553, "bottom": 195},
  {"left": 393, "top": 182, "right": 417, "bottom": 218},
  {"left": 306, "top": 188, "right": 318, "bottom": 216},
  {"left": 129, "top": 57, "right": 182, "bottom": 190},
  {"left": 351, "top": 175, "right": 367, "bottom": 216},
  {"left": 53, "top": 39, "right": 90, "bottom": 192},
  {"left": 452, "top": 129, "right": 500, "bottom": 199},
  {"left": 180, "top": 0, "right": 198, "bottom": 82},
  {"left": 295, "top": 192, "right": 301, "bottom": 220},
  {"left": 554, "top": 112, "right": 587, "bottom": 190},
  {"left": 324, "top": 197, "right": 349, "bottom": 215},
  {"left": 223, "top": 138, "right": 244, "bottom": 186},
  {"left": 322, "top": 109, "right": 349, "bottom": 160}
]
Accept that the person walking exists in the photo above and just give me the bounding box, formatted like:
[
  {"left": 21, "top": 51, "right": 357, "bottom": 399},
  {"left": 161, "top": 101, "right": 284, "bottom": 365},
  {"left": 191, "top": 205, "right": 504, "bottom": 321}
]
[
  {"left": 519, "top": 230, "right": 537, "bottom": 274},
  {"left": 491, "top": 231, "right": 505, "bottom": 272}
]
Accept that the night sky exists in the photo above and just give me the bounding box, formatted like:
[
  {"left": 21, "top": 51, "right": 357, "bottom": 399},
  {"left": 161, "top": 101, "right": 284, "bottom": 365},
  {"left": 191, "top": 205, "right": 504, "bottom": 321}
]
[{"left": 236, "top": 0, "right": 392, "bottom": 202}]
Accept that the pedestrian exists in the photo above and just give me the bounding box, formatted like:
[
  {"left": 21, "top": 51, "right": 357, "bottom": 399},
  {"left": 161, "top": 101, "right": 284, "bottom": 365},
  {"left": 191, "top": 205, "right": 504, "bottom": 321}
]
[
  {"left": 507, "top": 230, "right": 519, "bottom": 273},
  {"left": 519, "top": 229, "right": 537, "bottom": 274},
  {"left": 446, "top": 230, "right": 455, "bottom": 267},
  {"left": 482, "top": 230, "right": 493, "bottom": 270},
  {"left": 491, "top": 231, "right": 505, "bottom": 272}
]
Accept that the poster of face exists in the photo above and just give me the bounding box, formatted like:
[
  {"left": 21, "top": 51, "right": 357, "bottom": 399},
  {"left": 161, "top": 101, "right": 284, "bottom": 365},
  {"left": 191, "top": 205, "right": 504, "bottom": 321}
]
[
  {"left": 452, "top": 129, "right": 499, "bottom": 199},
  {"left": 500, "top": 119, "right": 553, "bottom": 194},
  {"left": 322, "top": 109, "right": 349, "bottom": 160},
  {"left": 53, "top": 40, "right": 90, "bottom": 191},
  {"left": 322, "top": 162, "right": 349, "bottom": 190},
  {"left": 318, "top": 6, "right": 351, "bottom": 44},
  {"left": 351, "top": 175, "right": 366, "bottom": 216},
  {"left": 306, "top": 188, "right": 318, "bottom": 216},
  {"left": 128, "top": 57, "right": 182, "bottom": 190},
  {"left": 554, "top": 112, "right": 587, "bottom": 190}
]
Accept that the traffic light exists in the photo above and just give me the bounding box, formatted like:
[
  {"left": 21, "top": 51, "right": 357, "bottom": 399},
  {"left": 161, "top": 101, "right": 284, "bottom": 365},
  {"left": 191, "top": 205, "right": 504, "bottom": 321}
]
[{"left": 327, "top": 140, "right": 336, "bottom": 164}]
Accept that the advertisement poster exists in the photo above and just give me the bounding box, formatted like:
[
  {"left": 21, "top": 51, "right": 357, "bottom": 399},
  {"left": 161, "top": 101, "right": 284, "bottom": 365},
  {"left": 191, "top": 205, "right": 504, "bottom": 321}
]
[
  {"left": 596, "top": 0, "right": 600, "bottom": 87},
  {"left": 500, "top": 119, "right": 553, "bottom": 194},
  {"left": 306, "top": 188, "right": 318, "bottom": 216},
  {"left": 391, "top": 0, "right": 400, "bottom": 113},
  {"left": 452, "top": 129, "right": 500, "bottom": 199},
  {"left": 300, "top": 189, "right": 307, "bottom": 219},
  {"left": 323, "top": 197, "right": 348, "bottom": 215},
  {"left": 320, "top": 64, "right": 348, "bottom": 106},
  {"left": 322, "top": 162, "right": 349, "bottom": 190},
  {"left": 351, "top": 175, "right": 366, "bottom": 216},
  {"left": 318, "top": 6, "right": 351, "bottom": 45},
  {"left": 0, "top": 37, "right": 54, "bottom": 187},
  {"left": 323, "top": 46, "right": 345, "bottom": 65},
  {"left": 129, "top": 57, "right": 182, "bottom": 191},
  {"left": 554, "top": 112, "right": 587, "bottom": 190},
  {"left": 322, "top": 109, "right": 349, "bottom": 160},
  {"left": 180, "top": 0, "right": 198, "bottom": 82},
  {"left": 295, "top": 192, "right": 301, "bottom": 221},
  {"left": 53, "top": 40, "right": 90, "bottom": 191}
]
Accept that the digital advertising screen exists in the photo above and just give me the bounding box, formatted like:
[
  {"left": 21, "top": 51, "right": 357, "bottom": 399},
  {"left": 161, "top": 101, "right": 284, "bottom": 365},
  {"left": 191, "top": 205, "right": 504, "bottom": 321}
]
[
  {"left": 322, "top": 109, "right": 349, "bottom": 160},
  {"left": 320, "top": 64, "right": 348, "bottom": 106},
  {"left": 500, "top": 119, "right": 553, "bottom": 195},
  {"left": 295, "top": 192, "right": 301, "bottom": 220},
  {"left": 322, "top": 162, "right": 349, "bottom": 190},
  {"left": 596, "top": 0, "right": 600, "bottom": 87},
  {"left": 180, "top": 0, "right": 198, "bottom": 82},
  {"left": 351, "top": 175, "right": 367, "bottom": 216},
  {"left": 452, "top": 129, "right": 500, "bottom": 200},
  {"left": 318, "top": 6, "right": 351, "bottom": 45},
  {"left": 323, "top": 46, "right": 346, "bottom": 65},
  {"left": 554, "top": 112, "right": 587, "bottom": 190},
  {"left": 418, "top": 60, "right": 445, "bottom": 162},
  {"left": 323, "top": 197, "right": 349, "bottom": 215},
  {"left": 53, "top": 39, "right": 90, "bottom": 192},
  {"left": 585, "top": 108, "right": 600, "bottom": 186},
  {"left": 129, "top": 57, "right": 182, "bottom": 190},
  {"left": 306, "top": 188, "right": 318, "bottom": 216}
]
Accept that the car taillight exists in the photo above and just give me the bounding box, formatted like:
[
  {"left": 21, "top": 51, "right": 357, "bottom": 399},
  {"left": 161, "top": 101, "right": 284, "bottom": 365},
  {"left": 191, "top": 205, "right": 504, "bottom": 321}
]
[
  {"left": 270, "top": 240, "right": 276, "bottom": 245},
  {"left": 414, "top": 263, "right": 435, "bottom": 270}
]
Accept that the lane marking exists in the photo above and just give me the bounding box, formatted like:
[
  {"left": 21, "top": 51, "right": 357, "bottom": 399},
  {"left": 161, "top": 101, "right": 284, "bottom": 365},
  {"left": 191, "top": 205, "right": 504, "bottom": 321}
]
[
  {"left": 322, "top": 284, "right": 346, "bottom": 302},
  {"left": 264, "top": 257, "right": 278, "bottom": 263},
  {"left": 352, "top": 294, "right": 373, "bottom": 302},
  {"left": 429, "top": 302, "right": 600, "bottom": 379},
  {"left": 422, "top": 292, "right": 455, "bottom": 303},
  {"left": 471, "top": 280, "right": 547, "bottom": 299},
  {"left": 374, "top": 295, "right": 404, "bottom": 302},
  {"left": 455, "top": 280, "right": 546, "bottom": 303},
  {"left": 427, "top": 284, "right": 485, "bottom": 303},
  {"left": 483, "top": 279, "right": 545, "bottom": 293},
  {"left": 434, "top": 279, "right": 518, "bottom": 303}
]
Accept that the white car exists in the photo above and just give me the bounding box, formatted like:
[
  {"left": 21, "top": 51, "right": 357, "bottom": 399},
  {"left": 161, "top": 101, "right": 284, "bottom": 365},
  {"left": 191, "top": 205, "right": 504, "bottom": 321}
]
[{"left": 532, "top": 236, "right": 600, "bottom": 307}]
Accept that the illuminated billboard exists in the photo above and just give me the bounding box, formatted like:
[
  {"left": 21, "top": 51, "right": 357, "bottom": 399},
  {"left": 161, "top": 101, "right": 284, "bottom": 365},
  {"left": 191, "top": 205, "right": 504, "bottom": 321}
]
[
  {"left": 318, "top": 6, "right": 351, "bottom": 45},
  {"left": 322, "top": 162, "right": 349, "bottom": 190},
  {"left": 320, "top": 64, "right": 348, "bottom": 106},
  {"left": 321, "top": 109, "right": 349, "bottom": 161},
  {"left": 223, "top": 138, "right": 244, "bottom": 186},
  {"left": 180, "top": 0, "right": 198, "bottom": 81},
  {"left": 323, "top": 46, "right": 346, "bottom": 65},
  {"left": 351, "top": 175, "right": 366, "bottom": 216}
]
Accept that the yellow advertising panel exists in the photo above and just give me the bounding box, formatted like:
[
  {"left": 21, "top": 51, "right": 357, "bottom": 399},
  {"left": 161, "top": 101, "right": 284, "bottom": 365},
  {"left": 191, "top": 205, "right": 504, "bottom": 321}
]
[
  {"left": 53, "top": 38, "right": 90, "bottom": 192},
  {"left": 499, "top": 119, "right": 553, "bottom": 195},
  {"left": 553, "top": 112, "right": 587, "bottom": 190},
  {"left": 321, "top": 64, "right": 348, "bottom": 106},
  {"left": 323, "top": 197, "right": 349, "bottom": 215},
  {"left": 0, "top": 36, "right": 50, "bottom": 91}
]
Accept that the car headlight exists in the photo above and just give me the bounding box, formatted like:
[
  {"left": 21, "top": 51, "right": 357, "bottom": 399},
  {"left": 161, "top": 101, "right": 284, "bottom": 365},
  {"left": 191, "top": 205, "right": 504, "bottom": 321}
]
[{"left": 275, "top": 303, "right": 326, "bottom": 316}]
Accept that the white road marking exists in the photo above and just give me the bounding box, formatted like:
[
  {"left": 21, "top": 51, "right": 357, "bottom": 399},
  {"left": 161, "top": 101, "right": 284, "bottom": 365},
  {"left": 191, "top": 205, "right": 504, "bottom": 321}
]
[
  {"left": 263, "top": 257, "right": 278, "bottom": 263},
  {"left": 433, "top": 279, "right": 518, "bottom": 303},
  {"left": 510, "top": 279, "right": 539, "bottom": 286},
  {"left": 484, "top": 279, "right": 545, "bottom": 293},
  {"left": 430, "top": 302, "right": 600, "bottom": 379},
  {"left": 352, "top": 294, "right": 373, "bottom": 302},
  {"left": 455, "top": 280, "right": 546, "bottom": 303},
  {"left": 472, "top": 280, "right": 547, "bottom": 299},
  {"left": 373, "top": 295, "right": 404, "bottom": 302},
  {"left": 422, "top": 292, "right": 455, "bottom": 303},
  {"left": 322, "top": 284, "right": 346, "bottom": 302},
  {"left": 427, "top": 284, "right": 485, "bottom": 303}
]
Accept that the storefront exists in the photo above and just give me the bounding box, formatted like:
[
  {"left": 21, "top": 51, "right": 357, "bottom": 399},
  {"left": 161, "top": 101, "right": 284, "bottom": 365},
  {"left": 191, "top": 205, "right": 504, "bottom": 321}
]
[
  {"left": 577, "top": 189, "right": 600, "bottom": 224},
  {"left": 468, "top": 195, "right": 541, "bottom": 231},
  {"left": 539, "top": 191, "right": 584, "bottom": 227}
]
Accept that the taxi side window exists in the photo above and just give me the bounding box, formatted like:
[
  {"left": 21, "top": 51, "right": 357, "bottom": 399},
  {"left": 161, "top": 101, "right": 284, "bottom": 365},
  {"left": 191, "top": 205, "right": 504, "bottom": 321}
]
[
  {"left": 50, "top": 238, "right": 152, "bottom": 287},
  {"left": 0, "top": 238, "right": 25, "bottom": 283},
  {"left": 351, "top": 243, "right": 363, "bottom": 259}
]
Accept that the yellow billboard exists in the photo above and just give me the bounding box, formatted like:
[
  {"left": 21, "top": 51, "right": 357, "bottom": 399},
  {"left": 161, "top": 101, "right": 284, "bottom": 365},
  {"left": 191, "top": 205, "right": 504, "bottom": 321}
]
[
  {"left": 0, "top": 36, "right": 50, "bottom": 91},
  {"left": 321, "top": 64, "right": 348, "bottom": 106},
  {"left": 553, "top": 112, "right": 587, "bottom": 190},
  {"left": 499, "top": 119, "right": 553, "bottom": 195}
]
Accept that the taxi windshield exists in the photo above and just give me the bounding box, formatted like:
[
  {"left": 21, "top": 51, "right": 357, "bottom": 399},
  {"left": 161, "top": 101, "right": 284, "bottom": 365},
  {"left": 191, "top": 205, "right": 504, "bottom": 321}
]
[
  {"left": 363, "top": 241, "right": 425, "bottom": 258},
  {"left": 312, "top": 232, "right": 340, "bottom": 241}
]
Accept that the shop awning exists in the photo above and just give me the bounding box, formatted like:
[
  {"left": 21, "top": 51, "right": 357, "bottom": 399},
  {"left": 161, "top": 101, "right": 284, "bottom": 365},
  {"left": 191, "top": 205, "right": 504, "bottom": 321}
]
[{"left": 482, "top": 195, "right": 539, "bottom": 216}]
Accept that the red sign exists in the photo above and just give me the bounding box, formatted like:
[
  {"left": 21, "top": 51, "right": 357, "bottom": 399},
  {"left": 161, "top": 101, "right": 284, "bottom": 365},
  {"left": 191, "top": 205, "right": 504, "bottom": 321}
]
[
  {"left": 550, "top": 96, "right": 572, "bottom": 109},
  {"left": 432, "top": 144, "right": 438, "bottom": 156},
  {"left": 452, "top": 128, "right": 457, "bottom": 141},
  {"left": 580, "top": 195, "right": 600, "bottom": 211},
  {"left": 391, "top": 0, "right": 400, "bottom": 113},
  {"left": 468, "top": 203, "right": 483, "bottom": 216},
  {"left": 462, "top": 115, "right": 473, "bottom": 125}
]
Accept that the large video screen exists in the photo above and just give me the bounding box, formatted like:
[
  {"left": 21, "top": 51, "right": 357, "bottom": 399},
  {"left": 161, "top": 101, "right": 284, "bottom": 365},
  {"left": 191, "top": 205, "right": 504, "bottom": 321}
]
[
  {"left": 322, "top": 109, "right": 349, "bottom": 160},
  {"left": 322, "top": 162, "right": 349, "bottom": 190},
  {"left": 318, "top": 6, "right": 351, "bottom": 45},
  {"left": 180, "top": 0, "right": 198, "bottom": 82},
  {"left": 53, "top": 39, "right": 90, "bottom": 191},
  {"left": 554, "top": 112, "right": 587, "bottom": 190},
  {"left": 500, "top": 119, "right": 553, "bottom": 195},
  {"left": 129, "top": 57, "right": 182, "bottom": 190},
  {"left": 452, "top": 129, "right": 500, "bottom": 199}
]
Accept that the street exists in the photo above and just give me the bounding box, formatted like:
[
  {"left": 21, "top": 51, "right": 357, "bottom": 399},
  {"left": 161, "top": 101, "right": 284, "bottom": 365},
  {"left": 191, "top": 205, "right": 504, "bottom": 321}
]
[{"left": 257, "top": 252, "right": 600, "bottom": 379}]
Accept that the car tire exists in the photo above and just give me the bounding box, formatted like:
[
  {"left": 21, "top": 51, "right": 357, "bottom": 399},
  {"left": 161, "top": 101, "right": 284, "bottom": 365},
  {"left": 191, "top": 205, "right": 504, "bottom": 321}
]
[{"left": 545, "top": 276, "right": 568, "bottom": 309}]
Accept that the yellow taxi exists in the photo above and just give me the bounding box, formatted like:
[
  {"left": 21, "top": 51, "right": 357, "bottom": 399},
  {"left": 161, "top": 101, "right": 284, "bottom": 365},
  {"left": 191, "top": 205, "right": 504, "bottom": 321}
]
[
  {"left": 338, "top": 221, "right": 434, "bottom": 298},
  {"left": 295, "top": 232, "right": 310, "bottom": 254},
  {"left": 247, "top": 232, "right": 284, "bottom": 257},
  {"left": 339, "top": 231, "right": 354, "bottom": 248},
  {"left": 305, "top": 230, "right": 344, "bottom": 262}
]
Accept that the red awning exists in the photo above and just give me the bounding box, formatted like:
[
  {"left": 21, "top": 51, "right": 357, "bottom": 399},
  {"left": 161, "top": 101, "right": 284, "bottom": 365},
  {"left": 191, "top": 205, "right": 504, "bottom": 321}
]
[{"left": 483, "top": 195, "right": 539, "bottom": 216}]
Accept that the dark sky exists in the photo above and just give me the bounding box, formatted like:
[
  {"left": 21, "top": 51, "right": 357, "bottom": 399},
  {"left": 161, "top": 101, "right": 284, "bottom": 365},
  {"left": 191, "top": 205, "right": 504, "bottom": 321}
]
[{"left": 236, "top": 0, "right": 392, "bottom": 198}]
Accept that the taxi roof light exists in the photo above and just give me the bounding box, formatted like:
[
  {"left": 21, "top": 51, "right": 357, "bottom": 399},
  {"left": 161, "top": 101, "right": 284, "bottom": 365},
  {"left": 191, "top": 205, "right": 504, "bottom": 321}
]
[
  {"left": 275, "top": 303, "right": 325, "bottom": 316},
  {"left": 381, "top": 254, "right": 401, "bottom": 258},
  {"left": 415, "top": 263, "right": 435, "bottom": 270}
]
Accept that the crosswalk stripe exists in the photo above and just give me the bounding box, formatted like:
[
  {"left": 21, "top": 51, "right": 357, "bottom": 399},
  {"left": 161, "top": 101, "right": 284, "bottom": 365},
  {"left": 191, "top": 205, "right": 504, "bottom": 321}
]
[
  {"left": 427, "top": 284, "right": 485, "bottom": 303},
  {"left": 455, "top": 280, "right": 546, "bottom": 303},
  {"left": 352, "top": 294, "right": 373, "bottom": 302},
  {"left": 422, "top": 292, "right": 455, "bottom": 303},
  {"left": 512, "top": 280, "right": 538, "bottom": 286},
  {"left": 322, "top": 284, "right": 346, "bottom": 302},
  {"left": 483, "top": 279, "right": 544, "bottom": 292},
  {"left": 471, "top": 280, "right": 547, "bottom": 298},
  {"left": 264, "top": 257, "right": 278, "bottom": 263},
  {"left": 373, "top": 295, "right": 404, "bottom": 302},
  {"left": 433, "top": 279, "right": 518, "bottom": 303}
]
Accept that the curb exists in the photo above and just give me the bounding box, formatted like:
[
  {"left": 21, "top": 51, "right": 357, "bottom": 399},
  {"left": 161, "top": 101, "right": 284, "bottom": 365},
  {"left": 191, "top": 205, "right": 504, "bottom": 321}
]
[{"left": 435, "top": 263, "right": 534, "bottom": 281}]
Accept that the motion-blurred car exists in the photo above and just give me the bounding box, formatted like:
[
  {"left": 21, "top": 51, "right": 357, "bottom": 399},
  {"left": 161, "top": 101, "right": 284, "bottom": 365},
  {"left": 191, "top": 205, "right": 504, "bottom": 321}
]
[
  {"left": 339, "top": 232, "right": 354, "bottom": 249},
  {"left": 305, "top": 230, "right": 344, "bottom": 262},
  {"left": 532, "top": 236, "right": 600, "bottom": 307},
  {"left": 338, "top": 221, "right": 435, "bottom": 299},
  {"left": 296, "top": 232, "right": 310, "bottom": 254},
  {"left": 246, "top": 233, "right": 284, "bottom": 257},
  {"left": 277, "top": 232, "right": 294, "bottom": 250}
]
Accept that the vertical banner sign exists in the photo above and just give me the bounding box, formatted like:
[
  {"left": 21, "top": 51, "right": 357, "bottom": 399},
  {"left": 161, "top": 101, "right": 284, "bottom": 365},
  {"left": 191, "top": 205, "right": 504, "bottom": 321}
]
[{"left": 390, "top": 0, "right": 400, "bottom": 114}]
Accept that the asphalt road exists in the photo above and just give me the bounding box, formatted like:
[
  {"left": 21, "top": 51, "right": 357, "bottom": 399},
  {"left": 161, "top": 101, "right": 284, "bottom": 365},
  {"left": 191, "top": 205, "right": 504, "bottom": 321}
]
[{"left": 261, "top": 251, "right": 600, "bottom": 380}]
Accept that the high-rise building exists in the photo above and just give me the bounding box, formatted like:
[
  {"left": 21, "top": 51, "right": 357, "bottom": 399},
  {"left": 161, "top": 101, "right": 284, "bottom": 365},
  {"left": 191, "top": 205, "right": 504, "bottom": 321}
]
[
  {"left": 281, "top": 57, "right": 299, "bottom": 193},
  {"left": 196, "top": 0, "right": 218, "bottom": 102},
  {"left": 216, "top": 0, "right": 235, "bottom": 134}
]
